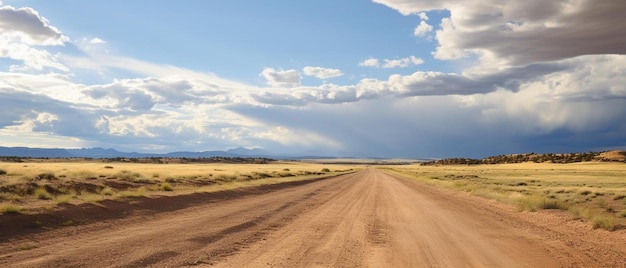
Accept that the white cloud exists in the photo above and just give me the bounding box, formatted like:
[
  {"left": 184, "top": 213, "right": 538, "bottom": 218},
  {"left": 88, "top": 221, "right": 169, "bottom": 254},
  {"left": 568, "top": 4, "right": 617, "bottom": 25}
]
[
  {"left": 89, "top": 37, "right": 106, "bottom": 44},
  {"left": 259, "top": 68, "right": 301, "bottom": 87},
  {"left": 413, "top": 21, "right": 433, "bottom": 37},
  {"left": 302, "top": 66, "right": 344, "bottom": 79},
  {"left": 1, "top": 1, "right": 624, "bottom": 157},
  {"left": 0, "top": 5, "right": 68, "bottom": 45},
  {"left": 0, "top": 39, "right": 69, "bottom": 72},
  {"left": 0, "top": 5, "right": 69, "bottom": 72},
  {"left": 383, "top": 56, "right": 424, "bottom": 68},
  {"left": 359, "top": 56, "right": 424, "bottom": 68},
  {"left": 418, "top": 12, "right": 429, "bottom": 21},
  {"left": 358, "top": 58, "right": 380, "bottom": 67},
  {"left": 375, "top": 0, "right": 626, "bottom": 67}
]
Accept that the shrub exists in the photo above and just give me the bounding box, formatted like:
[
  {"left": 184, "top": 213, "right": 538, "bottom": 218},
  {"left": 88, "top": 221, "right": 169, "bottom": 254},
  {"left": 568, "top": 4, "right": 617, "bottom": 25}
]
[
  {"left": 79, "top": 192, "right": 104, "bottom": 203},
  {"left": 321, "top": 168, "right": 331, "bottom": 172},
  {"left": 117, "top": 170, "right": 142, "bottom": 181},
  {"left": 160, "top": 183, "right": 173, "bottom": 191},
  {"left": 592, "top": 215, "right": 617, "bottom": 231},
  {"left": 517, "top": 196, "right": 567, "bottom": 212},
  {"left": 100, "top": 187, "right": 114, "bottom": 196},
  {"left": 580, "top": 190, "right": 592, "bottom": 196},
  {"left": 0, "top": 169, "right": 6, "bottom": 175},
  {"left": 35, "top": 172, "right": 56, "bottom": 180},
  {"left": 34, "top": 187, "right": 52, "bottom": 200},
  {"left": 55, "top": 194, "right": 74, "bottom": 204},
  {"left": 104, "top": 166, "right": 114, "bottom": 169},
  {"left": 120, "top": 187, "right": 147, "bottom": 197}
]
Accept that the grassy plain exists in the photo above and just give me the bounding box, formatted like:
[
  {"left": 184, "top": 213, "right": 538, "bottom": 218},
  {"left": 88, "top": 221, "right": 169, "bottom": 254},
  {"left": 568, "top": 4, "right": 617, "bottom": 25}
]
[
  {"left": 385, "top": 162, "right": 626, "bottom": 231},
  {"left": 0, "top": 160, "right": 358, "bottom": 214}
]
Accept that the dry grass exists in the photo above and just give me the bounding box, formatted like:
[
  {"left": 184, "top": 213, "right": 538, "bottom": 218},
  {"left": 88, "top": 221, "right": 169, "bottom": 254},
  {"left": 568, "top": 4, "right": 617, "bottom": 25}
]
[
  {"left": 0, "top": 160, "right": 358, "bottom": 213},
  {"left": 386, "top": 162, "right": 626, "bottom": 231},
  {"left": 1, "top": 203, "right": 22, "bottom": 214}
]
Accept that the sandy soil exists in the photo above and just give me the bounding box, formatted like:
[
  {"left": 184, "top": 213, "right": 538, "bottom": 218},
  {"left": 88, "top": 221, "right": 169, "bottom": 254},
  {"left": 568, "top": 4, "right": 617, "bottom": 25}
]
[{"left": 1, "top": 169, "right": 625, "bottom": 267}]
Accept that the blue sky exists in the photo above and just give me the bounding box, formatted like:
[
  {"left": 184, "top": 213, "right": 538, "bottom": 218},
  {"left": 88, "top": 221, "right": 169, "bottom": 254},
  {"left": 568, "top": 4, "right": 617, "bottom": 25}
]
[{"left": 1, "top": 0, "right": 625, "bottom": 158}]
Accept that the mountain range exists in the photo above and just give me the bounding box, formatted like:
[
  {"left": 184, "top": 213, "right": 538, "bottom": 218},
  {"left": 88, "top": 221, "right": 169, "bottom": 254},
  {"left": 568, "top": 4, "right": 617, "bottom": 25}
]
[{"left": 0, "top": 146, "right": 274, "bottom": 159}]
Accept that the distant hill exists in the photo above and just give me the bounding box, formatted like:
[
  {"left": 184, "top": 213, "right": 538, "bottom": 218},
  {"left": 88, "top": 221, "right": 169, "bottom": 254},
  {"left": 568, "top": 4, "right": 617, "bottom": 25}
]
[
  {"left": 0, "top": 146, "right": 273, "bottom": 159},
  {"left": 421, "top": 150, "right": 626, "bottom": 165}
]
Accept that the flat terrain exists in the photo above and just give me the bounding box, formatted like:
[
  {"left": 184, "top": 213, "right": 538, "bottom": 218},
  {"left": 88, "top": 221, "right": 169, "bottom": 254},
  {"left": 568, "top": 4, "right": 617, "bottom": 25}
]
[{"left": 1, "top": 169, "right": 625, "bottom": 267}]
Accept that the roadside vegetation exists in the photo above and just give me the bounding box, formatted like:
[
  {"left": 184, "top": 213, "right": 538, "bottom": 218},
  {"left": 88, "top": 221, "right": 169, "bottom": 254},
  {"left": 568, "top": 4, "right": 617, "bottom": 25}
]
[
  {"left": 421, "top": 150, "right": 626, "bottom": 165},
  {"left": 0, "top": 160, "right": 356, "bottom": 214},
  {"left": 386, "top": 162, "right": 626, "bottom": 231}
]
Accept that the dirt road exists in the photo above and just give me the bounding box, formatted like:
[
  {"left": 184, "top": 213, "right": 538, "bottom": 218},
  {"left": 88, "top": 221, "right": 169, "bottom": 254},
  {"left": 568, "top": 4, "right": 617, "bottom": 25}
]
[{"left": 1, "top": 169, "right": 625, "bottom": 267}]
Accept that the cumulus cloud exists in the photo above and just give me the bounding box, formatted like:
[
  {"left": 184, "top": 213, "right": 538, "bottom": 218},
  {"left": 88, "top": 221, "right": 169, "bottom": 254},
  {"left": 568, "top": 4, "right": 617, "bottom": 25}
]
[
  {"left": 302, "top": 66, "right": 344, "bottom": 79},
  {"left": 89, "top": 37, "right": 106, "bottom": 44},
  {"left": 413, "top": 21, "right": 432, "bottom": 37},
  {"left": 383, "top": 56, "right": 424, "bottom": 68},
  {"left": 359, "top": 56, "right": 423, "bottom": 68},
  {"left": 1, "top": 2, "right": 624, "bottom": 157},
  {"left": 259, "top": 68, "right": 301, "bottom": 87},
  {"left": 0, "top": 5, "right": 69, "bottom": 71},
  {"left": 0, "top": 5, "right": 68, "bottom": 45},
  {"left": 375, "top": 0, "right": 626, "bottom": 66},
  {"left": 358, "top": 58, "right": 379, "bottom": 67}
]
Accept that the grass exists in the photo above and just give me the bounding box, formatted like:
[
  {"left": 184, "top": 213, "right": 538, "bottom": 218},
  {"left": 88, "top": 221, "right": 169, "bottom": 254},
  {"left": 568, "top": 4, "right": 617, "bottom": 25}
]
[
  {"left": 517, "top": 195, "right": 568, "bottom": 212},
  {"left": 78, "top": 192, "right": 105, "bottom": 203},
  {"left": 55, "top": 193, "right": 75, "bottom": 204},
  {"left": 159, "top": 183, "right": 173, "bottom": 191},
  {"left": 17, "top": 242, "right": 39, "bottom": 251},
  {"left": 0, "top": 161, "right": 358, "bottom": 213},
  {"left": 387, "top": 162, "right": 626, "bottom": 231},
  {"left": 34, "top": 187, "right": 52, "bottom": 200},
  {"left": 119, "top": 187, "right": 147, "bottom": 197},
  {"left": 592, "top": 215, "right": 617, "bottom": 231},
  {"left": 100, "top": 187, "right": 114, "bottom": 196},
  {"left": 1, "top": 203, "right": 22, "bottom": 214}
]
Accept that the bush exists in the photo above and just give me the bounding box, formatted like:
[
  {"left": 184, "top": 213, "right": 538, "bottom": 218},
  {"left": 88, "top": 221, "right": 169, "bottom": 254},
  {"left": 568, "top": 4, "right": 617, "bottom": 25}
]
[
  {"left": 0, "top": 169, "right": 6, "bottom": 175},
  {"left": 160, "top": 183, "right": 173, "bottom": 191},
  {"left": 35, "top": 172, "right": 56, "bottom": 180},
  {"left": 34, "top": 187, "right": 52, "bottom": 200},
  {"left": 100, "top": 187, "right": 114, "bottom": 196},
  {"left": 592, "top": 215, "right": 617, "bottom": 231},
  {"left": 55, "top": 194, "right": 74, "bottom": 204},
  {"left": 321, "top": 168, "right": 331, "bottom": 172},
  {"left": 517, "top": 196, "right": 567, "bottom": 212}
]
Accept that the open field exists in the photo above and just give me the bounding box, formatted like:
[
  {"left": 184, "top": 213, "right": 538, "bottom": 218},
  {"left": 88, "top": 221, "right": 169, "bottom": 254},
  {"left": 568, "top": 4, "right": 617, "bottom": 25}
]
[
  {"left": 385, "top": 162, "right": 626, "bottom": 231},
  {"left": 0, "top": 160, "right": 357, "bottom": 214},
  {"left": 1, "top": 169, "right": 625, "bottom": 267}
]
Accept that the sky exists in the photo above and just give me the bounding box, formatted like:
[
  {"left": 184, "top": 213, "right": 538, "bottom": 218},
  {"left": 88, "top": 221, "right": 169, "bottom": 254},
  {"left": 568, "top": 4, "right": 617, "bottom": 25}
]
[{"left": 0, "top": 0, "right": 625, "bottom": 158}]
